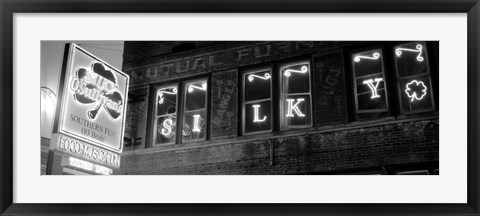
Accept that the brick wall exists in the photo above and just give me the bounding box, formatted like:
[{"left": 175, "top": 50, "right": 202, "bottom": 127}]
[
  {"left": 119, "top": 118, "right": 438, "bottom": 174},
  {"left": 119, "top": 41, "right": 439, "bottom": 175},
  {"left": 123, "top": 86, "right": 149, "bottom": 150},
  {"left": 210, "top": 69, "right": 238, "bottom": 139},
  {"left": 312, "top": 52, "right": 348, "bottom": 126}
]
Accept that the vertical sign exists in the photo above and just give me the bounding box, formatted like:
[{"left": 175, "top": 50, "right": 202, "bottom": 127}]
[{"left": 53, "top": 43, "right": 129, "bottom": 156}]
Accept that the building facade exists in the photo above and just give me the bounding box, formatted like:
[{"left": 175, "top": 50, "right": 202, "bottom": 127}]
[{"left": 119, "top": 41, "right": 439, "bottom": 175}]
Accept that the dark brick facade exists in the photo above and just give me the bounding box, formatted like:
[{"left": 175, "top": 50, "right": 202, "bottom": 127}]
[{"left": 119, "top": 41, "right": 439, "bottom": 175}]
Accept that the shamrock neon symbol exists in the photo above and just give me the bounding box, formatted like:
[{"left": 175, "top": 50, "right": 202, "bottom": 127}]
[{"left": 405, "top": 80, "right": 427, "bottom": 102}]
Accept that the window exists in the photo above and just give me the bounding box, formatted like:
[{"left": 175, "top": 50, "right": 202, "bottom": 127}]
[
  {"left": 241, "top": 60, "right": 313, "bottom": 135},
  {"left": 153, "top": 84, "right": 178, "bottom": 145},
  {"left": 153, "top": 78, "right": 208, "bottom": 145},
  {"left": 183, "top": 79, "right": 208, "bottom": 142},
  {"left": 280, "top": 61, "right": 313, "bottom": 129},
  {"left": 352, "top": 50, "right": 389, "bottom": 120},
  {"left": 242, "top": 68, "right": 273, "bottom": 134},
  {"left": 394, "top": 42, "right": 435, "bottom": 114},
  {"left": 350, "top": 42, "right": 436, "bottom": 120}
]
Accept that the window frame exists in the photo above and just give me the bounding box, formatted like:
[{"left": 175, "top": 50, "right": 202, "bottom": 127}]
[
  {"left": 149, "top": 76, "right": 210, "bottom": 147},
  {"left": 242, "top": 67, "right": 274, "bottom": 135},
  {"left": 351, "top": 49, "right": 390, "bottom": 115},
  {"left": 279, "top": 60, "right": 314, "bottom": 131},
  {"left": 393, "top": 41, "right": 436, "bottom": 114},
  {"left": 181, "top": 77, "right": 209, "bottom": 143},
  {"left": 347, "top": 42, "right": 438, "bottom": 121},
  {"left": 152, "top": 83, "right": 179, "bottom": 146}
]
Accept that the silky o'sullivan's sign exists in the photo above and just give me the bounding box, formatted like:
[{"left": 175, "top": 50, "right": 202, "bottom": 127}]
[{"left": 54, "top": 43, "right": 129, "bottom": 155}]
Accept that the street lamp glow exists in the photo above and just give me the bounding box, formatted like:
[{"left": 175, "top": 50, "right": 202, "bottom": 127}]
[
  {"left": 41, "top": 87, "right": 57, "bottom": 118},
  {"left": 41, "top": 87, "right": 57, "bottom": 138}
]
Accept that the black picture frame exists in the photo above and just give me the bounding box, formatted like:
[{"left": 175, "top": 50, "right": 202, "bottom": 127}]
[{"left": 1, "top": 0, "right": 479, "bottom": 215}]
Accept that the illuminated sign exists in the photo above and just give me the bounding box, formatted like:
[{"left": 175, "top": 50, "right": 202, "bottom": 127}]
[
  {"left": 55, "top": 43, "right": 129, "bottom": 154},
  {"left": 192, "top": 114, "right": 201, "bottom": 132},
  {"left": 354, "top": 52, "right": 380, "bottom": 62},
  {"left": 70, "top": 63, "right": 124, "bottom": 120},
  {"left": 405, "top": 80, "right": 427, "bottom": 102},
  {"left": 158, "top": 87, "right": 177, "bottom": 104},
  {"left": 252, "top": 104, "right": 267, "bottom": 122},
  {"left": 62, "top": 156, "right": 113, "bottom": 175},
  {"left": 93, "top": 164, "right": 113, "bottom": 175},
  {"left": 161, "top": 118, "right": 174, "bottom": 136},
  {"left": 395, "top": 44, "right": 424, "bottom": 62},
  {"left": 285, "top": 98, "right": 305, "bottom": 117},
  {"left": 284, "top": 66, "right": 308, "bottom": 77},
  {"left": 54, "top": 134, "right": 121, "bottom": 168},
  {"left": 363, "top": 78, "right": 383, "bottom": 99},
  {"left": 188, "top": 83, "right": 207, "bottom": 93},
  {"left": 248, "top": 73, "right": 271, "bottom": 82},
  {"left": 68, "top": 156, "right": 93, "bottom": 171}
]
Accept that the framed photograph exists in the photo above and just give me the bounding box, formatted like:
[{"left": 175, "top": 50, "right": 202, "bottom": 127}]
[{"left": 1, "top": 0, "right": 479, "bottom": 215}]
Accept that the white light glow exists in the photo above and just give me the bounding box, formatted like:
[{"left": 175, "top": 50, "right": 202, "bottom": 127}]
[
  {"left": 362, "top": 78, "right": 383, "bottom": 99},
  {"left": 395, "top": 44, "right": 424, "bottom": 62},
  {"left": 40, "top": 87, "right": 56, "bottom": 118},
  {"left": 285, "top": 98, "right": 305, "bottom": 117},
  {"left": 67, "top": 157, "right": 113, "bottom": 175},
  {"left": 283, "top": 66, "right": 308, "bottom": 77},
  {"left": 405, "top": 80, "right": 428, "bottom": 102},
  {"left": 93, "top": 164, "right": 113, "bottom": 175},
  {"left": 68, "top": 157, "right": 94, "bottom": 172},
  {"left": 354, "top": 52, "right": 380, "bottom": 62},
  {"left": 158, "top": 87, "right": 177, "bottom": 104},
  {"left": 188, "top": 83, "right": 207, "bottom": 93},
  {"left": 252, "top": 104, "right": 267, "bottom": 122},
  {"left": 248, "top": 73, "right": 271, "bottom": 82},
  {"left": 161, "top": 118, "right": 174, "bottom": 136},
  {"left": 192, "top": 114, "right": 201, "bottom": 132}
]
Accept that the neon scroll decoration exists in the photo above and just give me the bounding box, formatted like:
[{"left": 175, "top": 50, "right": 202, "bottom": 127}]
[
  {"left": 188, "top": 83, "right": 207, "bottom": 93},
  {"left": 157, "top": 87, "right": 177, "bottom": 104},
  {"left": 395, "top": 44, "right": 424, "bottom": 62},
  {"left": 362, "top": 78, "right": 383, "bottom": 99},
  {"left": 284, "top": 66, "right": 308, "bottom": 77},
  {"left": 405, "top": 80, "right": 427, "bottom": 102},
  {"left": 354, "top": 52, "right": 380, "bottom": 62},
  {"left": 248, "top": 73, "right": 271, "bottom": 82}
]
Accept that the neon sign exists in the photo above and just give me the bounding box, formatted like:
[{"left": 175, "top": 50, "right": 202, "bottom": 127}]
[
  {"left": 362, "top": 78, "right": 383, "bottom": 99},
  {"left": 70, "top": 63, "right": 124, "bottom": 120},
  {"left": 285, "top": 98, "right": 305, "bottom": 117},
  {"left": 188, "top": 83, "right": 207, "bottom": 93},
  {"left": 395, "top": 44, "right": 424, "bottom": 62},
  {"left": 248, "top": 73, "right": 271, "bottom": 82},
  {"left": 161, "top": 118, "right": 174, "bottom": 136},
  {"left": 252, "top": 104, "right": 267, "bottom": 122},
  {"left": 405, "top": 80, "right": 427, "bottom": 102},
  {"left": 68, "top": 156, "right": 94, "bottom": 171},
  {"left": 57, "top": 44, "right": 129, "bottom": 155},
  {"left": 57, "top": 134, "right": 121, "bottom": 168},
  {"left": 354, "top": 52, "right": 380, "bottom": 62},
  {"left": 192, "top": 114, "right": 201, "bottom": 132},
  {"left": 93, "top": 164, "right": 113, "bottom": 175},
  {"left": 284, "top": 66, "right": 308, "bottom": 77},
  {"left": 158, "top": 87, "right": 177, "bottom": 104},
  {"left": 67, "top": 157, "right": 112, "bottom": 175}
]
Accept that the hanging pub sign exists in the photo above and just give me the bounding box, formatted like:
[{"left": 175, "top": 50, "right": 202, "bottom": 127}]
[{"left": 53, "top": 43, "right": 129, "bottom": 159}]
